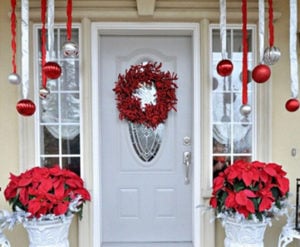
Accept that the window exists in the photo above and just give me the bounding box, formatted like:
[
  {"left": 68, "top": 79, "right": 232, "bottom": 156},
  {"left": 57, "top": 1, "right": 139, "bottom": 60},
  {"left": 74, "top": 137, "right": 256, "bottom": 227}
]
[
  {"left": 210, "top": 25, "right": 256, "bottom": 178},
  {"left": 34, "top": 25, "right": 81, "bottom": 175}
]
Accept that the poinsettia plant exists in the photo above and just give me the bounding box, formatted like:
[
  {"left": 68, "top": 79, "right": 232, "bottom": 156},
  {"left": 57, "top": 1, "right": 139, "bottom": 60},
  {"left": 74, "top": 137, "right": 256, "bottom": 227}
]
[
  {"left": 4, "top": 165, "right": 91, "bottom": 219},
  {"left": 210, "top": 160, "right": 289, "bottom": 221}
]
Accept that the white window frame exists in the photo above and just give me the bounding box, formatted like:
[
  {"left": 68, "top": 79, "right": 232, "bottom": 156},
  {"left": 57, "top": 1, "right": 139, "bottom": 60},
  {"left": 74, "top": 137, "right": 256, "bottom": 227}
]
[
  {"left": 208, "top": 23, "right": 272, "bottom": 185},
  {"left": 30, "top": 23, "right": 83, "bottom": 172}
]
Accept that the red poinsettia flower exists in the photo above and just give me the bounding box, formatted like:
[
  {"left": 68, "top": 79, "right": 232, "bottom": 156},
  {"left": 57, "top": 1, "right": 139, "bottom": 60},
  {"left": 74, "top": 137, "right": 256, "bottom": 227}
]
[
  {"left": 4, "top": 165, "right": 91, "bottom": 219},
  {"left": 209, "top": 160, "right": 289, "bottom": 221}
]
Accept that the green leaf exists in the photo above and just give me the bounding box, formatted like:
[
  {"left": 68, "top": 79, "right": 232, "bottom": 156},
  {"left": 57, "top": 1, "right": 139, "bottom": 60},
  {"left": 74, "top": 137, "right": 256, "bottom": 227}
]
[{"left": 233, "top": 180, "right": 246, "bottom": 192}]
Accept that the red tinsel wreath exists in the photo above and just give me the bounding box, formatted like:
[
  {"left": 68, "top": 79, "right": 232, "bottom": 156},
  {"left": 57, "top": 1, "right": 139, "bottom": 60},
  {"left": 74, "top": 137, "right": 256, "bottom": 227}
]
[{"left": 113, "top": 62, "right": 178, "bottom": 129}]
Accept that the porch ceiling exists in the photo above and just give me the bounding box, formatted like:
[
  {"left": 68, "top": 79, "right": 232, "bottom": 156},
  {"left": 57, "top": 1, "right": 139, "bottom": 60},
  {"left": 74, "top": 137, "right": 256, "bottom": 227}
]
[{"left": 17, "top": 0, "right": 282, "bottom": 23}]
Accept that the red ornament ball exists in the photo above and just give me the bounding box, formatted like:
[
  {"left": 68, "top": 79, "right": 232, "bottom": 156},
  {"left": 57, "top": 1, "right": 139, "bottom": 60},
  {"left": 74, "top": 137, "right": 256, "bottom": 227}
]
[
  {"left": 43, "top": 61, "right": 62, "bottom": 79},
  {"left": 16, "top": 99, "right": 36, "bottom": 116},
  {"left": 285, "top": 98, "right": 300, "bottom": 112},
  {"left": 252, "top": 64, "right": 271, "bottom": 83},
  {"left": 216, "top": 59, "right": 234, "bottom": 77}
]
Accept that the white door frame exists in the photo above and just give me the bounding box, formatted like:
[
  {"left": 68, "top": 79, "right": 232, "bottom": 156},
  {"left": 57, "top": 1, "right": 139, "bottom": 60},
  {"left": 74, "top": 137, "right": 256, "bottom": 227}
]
[{"left": 91, "top": 22, "right": 201, "bottom": 247}]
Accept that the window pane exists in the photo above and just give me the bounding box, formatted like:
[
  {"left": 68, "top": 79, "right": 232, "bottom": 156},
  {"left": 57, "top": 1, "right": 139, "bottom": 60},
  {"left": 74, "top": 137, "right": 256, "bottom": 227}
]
[
  {"left": 41, "top": 157, "right": 60, "bottom": 168},
  {"left": 62, "top": 157, "right": 80, "bottom": 176},
  {"left": 62, "top": 133, "right": 80, "bottom": 154},
  {"left": 40, "top": 126, "right": 59, "bottom": 154}
]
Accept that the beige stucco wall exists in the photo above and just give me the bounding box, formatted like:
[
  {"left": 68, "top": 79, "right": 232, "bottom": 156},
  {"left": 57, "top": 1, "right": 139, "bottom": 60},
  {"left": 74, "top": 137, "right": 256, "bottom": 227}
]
[
  {"left": 0, "top": 0, "right": 299, "bottom": 247},
  {"left": 0, "top": 0, "right": 27, "bottom": 246}
]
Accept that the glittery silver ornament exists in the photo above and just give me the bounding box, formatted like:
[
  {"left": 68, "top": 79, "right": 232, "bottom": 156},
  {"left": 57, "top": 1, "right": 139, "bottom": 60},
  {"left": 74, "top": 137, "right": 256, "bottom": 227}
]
[
  {"left": 8, "top": 73, "right": 21, "bottom": 85},
  {"left": 62, "top": 40, "right": 79, "bottom": 58},
  {"left": 39, "top": 87, "right": 50, "bottom": 99},
  {"left": 263, "top": 46, "right": 281, "bottom": 65},
  {"left": 240, "top": 104, "right": 252, "bottom": 116}
]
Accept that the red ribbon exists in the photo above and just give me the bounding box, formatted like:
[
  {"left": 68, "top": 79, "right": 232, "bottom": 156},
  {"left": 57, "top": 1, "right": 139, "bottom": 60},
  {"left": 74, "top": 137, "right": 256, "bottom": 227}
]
[
  {"left": 242, "top": 0, "right": 248, "bottom": 105},
  {"left": 41, "top": 0, "right": 47, "bottom": 88},
  {"left": 10, "top": 0, "right": 17, "bottom": 73},
  {"left": 268, "top": 0, "right": 274, "bottom": 47},
  {"left": 67, "top": 0, "right": 73, "bottom": 41}
]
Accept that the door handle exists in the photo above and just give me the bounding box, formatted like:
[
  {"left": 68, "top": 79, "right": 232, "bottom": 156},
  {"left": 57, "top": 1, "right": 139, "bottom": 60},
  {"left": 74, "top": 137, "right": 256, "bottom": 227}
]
[{"left": 183, "top": 151, "right": 191, "bottom": 184}]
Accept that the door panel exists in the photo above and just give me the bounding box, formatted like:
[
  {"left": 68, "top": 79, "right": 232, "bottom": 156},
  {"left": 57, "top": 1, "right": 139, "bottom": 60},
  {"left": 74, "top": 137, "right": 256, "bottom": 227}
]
[{"left": 99, "top": 35, "right": 193, "bottom": 245}]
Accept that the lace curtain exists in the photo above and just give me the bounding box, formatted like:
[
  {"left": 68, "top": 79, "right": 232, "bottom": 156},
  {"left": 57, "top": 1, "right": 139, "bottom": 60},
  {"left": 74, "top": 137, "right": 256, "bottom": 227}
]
[{"left": 212, "top": 89, "right": 252, "bottom": 153}]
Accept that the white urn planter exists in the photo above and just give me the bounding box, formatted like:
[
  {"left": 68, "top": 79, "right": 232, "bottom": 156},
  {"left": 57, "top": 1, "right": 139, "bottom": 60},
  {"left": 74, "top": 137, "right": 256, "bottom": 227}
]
[
  {"left": 223, "top": 218, "right": 269, "bottom": 247},
  {"left": 23, "top": 215, "right": 73, "bottom": 247}
]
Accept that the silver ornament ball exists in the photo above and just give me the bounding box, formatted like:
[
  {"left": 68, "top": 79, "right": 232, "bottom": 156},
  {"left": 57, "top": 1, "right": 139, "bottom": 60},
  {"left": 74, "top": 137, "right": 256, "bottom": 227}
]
[
  {"left": 263, "top": 46, "right": 281, "bottom": 65},
  {"left": 240, "top": 104, "right": 252, "bottom": 116},
  {"left": 39, "top": 87, "right": 50, "bottom": 99},
  {"left": 62, "top": 40, "right": 79, "bottom": 58},
  {"left": 8, "top": 73, "right": 21, "bottom": 85}
]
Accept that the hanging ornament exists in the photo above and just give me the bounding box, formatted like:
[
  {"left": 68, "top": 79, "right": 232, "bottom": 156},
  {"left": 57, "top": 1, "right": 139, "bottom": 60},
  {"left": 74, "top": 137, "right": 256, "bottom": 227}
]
[
  {"left": 43, "top": 61, "right": 62, "bottom": 79},
  {"left": 252, "top": 64, "right": 271, "bottom": 83},
  {"left": 62, "top": 0, "right": 79, "bottom": 57},
  {"left": 286, "top": 0, "right": 299, "bottom": 112},
  {"left": 263, "top": 46, "right": 281, "bottom": 66},
  {"left": 43, "top": 0, "right": 62, "bottom": 81},
  {"left": 216, "top": 0, "right": 233, "bottom": 77},
  {"left": 8, "top": 0, "right": 21, "bottom": 85},
  {"left": 252, "top": 0, "right": 271, "bottom": 84},
  {"left": 240, "top": 0, "right": 251, "bottom": 117},
  {"left": 8, "top": 73, "right": 21, "bottom": 85},
  {"left": 240, "top": 104, "right": 252, "bottom": 125},
  {"left": 16, "top": 99, "right": 36, "bottom": 116},
  {"left": 240, "top": 104, "right": 252, "bottom": 116},
  {"left": 63, "top": 40, "right": 79, "bottom": 57},
  {"left": 263, "top": 0, "right": 281, "bottom": 65},
  {"left": 217, "top": 59, "right": 233, "bottom": 77},
  {"left": 39, "top": 87, "right": 50, "bottom": 99},
  {"left": 16, "top": 0, "right": 36, "bottom": 116},
  {"left": 285, "top": 98, "right": 300, "bottom": 112}
]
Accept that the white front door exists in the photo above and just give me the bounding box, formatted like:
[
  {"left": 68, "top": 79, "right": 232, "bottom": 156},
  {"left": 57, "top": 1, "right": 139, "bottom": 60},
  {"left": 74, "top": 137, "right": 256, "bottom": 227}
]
[{"left": 92, "top": 23, "right": 201, "bottom": 247}]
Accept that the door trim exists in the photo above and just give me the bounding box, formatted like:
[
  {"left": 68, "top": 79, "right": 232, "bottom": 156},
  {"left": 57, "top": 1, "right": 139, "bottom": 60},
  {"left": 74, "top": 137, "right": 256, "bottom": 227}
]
[{"left": 91, "top": 22, "right": 201, "bottom": 247}]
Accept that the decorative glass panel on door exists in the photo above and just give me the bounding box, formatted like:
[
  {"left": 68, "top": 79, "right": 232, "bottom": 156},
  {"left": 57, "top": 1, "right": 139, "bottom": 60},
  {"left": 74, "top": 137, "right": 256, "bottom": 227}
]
[{"left": 129, "top": 122, "right": 164, "bottom": 162}]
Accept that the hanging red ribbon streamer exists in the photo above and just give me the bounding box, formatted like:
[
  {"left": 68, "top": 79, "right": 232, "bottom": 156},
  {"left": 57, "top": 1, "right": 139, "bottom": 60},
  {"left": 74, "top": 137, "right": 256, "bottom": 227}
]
[
  {"left": 41, "top": 0, "right": 47, "bottom": 88},
  {"left": 10, "top": 0, "right": 17, "bottom": 73},
  {"left": 242, "top": 0, "right": 248, "bottom": 105},
  {"left": 268, "top": 0, "right": 274, "bottom": 47},
  {"left": 66, "top": 0, "right": 72, "bottom": 41}
]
